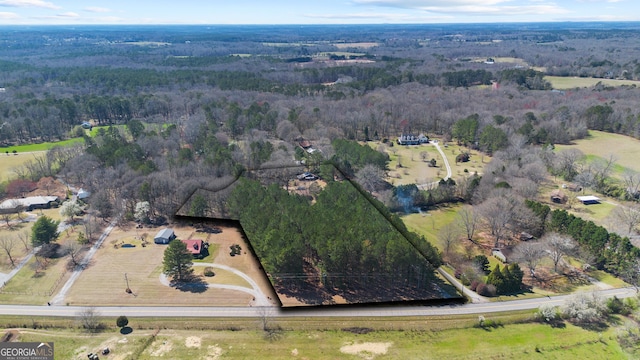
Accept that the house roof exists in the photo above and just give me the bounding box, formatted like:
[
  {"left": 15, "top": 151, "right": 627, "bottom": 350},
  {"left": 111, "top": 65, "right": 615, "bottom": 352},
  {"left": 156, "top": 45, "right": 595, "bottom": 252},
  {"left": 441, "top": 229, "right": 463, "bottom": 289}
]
[
  {"left": 0, "top": 196, "right": 58, "bottom": 210},
  {"left": 154, "top": 228, "right": 174, "bottom": 239},
  {"left": 577, "top": 195, "right": 600, "bottom": 202},
  {"left": 181, "top": 239, "right": 204, "bottom": 255}
]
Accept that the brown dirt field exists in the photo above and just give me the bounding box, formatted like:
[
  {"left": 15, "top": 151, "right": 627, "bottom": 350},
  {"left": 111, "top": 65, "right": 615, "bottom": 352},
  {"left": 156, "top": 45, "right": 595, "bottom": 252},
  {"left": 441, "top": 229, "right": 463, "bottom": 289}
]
[{"left": 65, "top": 222, "right": 277, "bottom": 306}]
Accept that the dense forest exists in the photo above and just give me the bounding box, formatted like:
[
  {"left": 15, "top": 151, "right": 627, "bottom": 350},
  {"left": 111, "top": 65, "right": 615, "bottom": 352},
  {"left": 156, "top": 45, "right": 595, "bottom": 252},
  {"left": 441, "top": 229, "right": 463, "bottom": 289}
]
[
  {"left": 224, "top": 175, "right": 443, "bottom": 303},
  {"left": 3, "top": 24, "right": 640, "bottom": 302}
]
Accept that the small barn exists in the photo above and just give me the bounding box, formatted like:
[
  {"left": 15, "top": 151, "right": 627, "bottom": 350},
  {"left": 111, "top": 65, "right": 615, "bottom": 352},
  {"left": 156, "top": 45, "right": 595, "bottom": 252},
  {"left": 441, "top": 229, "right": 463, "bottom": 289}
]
[
  {"left": 154, "top": 228, "right": 176, "bottom": 244},
  {"left": 550, "top": 189, "right": 567, "bottom": 204}
]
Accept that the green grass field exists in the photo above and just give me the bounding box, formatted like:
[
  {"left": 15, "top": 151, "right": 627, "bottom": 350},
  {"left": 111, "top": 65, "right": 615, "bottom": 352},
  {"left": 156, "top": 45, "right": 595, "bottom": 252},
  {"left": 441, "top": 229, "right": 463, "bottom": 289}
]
[
  {"left": 0, "top": 138, "right": 84, "bottom": 153},
  {"left": 555, "top": 130, "right": 640, "bottom": 175},
  {"left": 401, "top": 204, "right": 462, "bottom": 250},
  {"left": 546, "top": 76, "right": 640, "bottom": 89},
  {"left": 0, "top": 152, "right": 46, "bottom": 182},
  {"left": 10, "top": 318, "right": 632, "bottom": 359}
]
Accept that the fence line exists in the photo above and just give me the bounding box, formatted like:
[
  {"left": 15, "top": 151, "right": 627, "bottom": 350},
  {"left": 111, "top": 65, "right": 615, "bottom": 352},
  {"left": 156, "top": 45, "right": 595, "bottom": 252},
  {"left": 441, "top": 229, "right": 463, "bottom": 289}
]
[{"left": 0, "top": 268, "right": 68, "bottom": 297}]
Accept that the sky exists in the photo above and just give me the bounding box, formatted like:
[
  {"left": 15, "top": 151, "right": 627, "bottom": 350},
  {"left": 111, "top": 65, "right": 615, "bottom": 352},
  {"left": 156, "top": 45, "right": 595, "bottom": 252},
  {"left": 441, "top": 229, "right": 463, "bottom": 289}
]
[{"left": 0, "top": 0, "right": 635, "bottom": 25}]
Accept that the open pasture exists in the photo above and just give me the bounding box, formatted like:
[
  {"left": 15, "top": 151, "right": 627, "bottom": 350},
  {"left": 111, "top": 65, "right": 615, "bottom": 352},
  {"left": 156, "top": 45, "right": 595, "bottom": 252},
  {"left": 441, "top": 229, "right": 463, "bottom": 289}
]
[
  {"left": 11, "top": 319, "right": 628, "bottom": 360},
  {"left": 545, "top": 76, "right": 640, "bottom": 89},
  {"left": 555, "top": 130, "right": 640, "bottom": 175}
]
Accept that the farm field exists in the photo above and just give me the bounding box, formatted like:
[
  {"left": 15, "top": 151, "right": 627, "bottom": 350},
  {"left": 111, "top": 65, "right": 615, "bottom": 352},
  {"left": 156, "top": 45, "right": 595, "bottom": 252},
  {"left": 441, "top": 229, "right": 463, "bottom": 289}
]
[
  {"left": 64, "top": 223, "right": 277, "bottom": 307},
  {"left": 554, "top": 130, "right": 640, "bottom": 175},
  {"left": 0, "top": 151, "right": 46, "bottom": 182},
  {"left": 10, "top": 319, "right": 630, "bottom": 360},
  {"left": 545, "top": 76, "right": 640, "bottom": 89}
]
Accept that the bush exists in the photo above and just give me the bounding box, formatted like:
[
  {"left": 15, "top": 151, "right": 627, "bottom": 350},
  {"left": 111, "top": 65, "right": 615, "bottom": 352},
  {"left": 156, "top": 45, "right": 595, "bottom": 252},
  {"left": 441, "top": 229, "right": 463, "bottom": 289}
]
[
  {"left": 470, "top": 280, "right": 479, "bottom": 291},
  {"left": 477, "top": 283, "right": 497, "bottom": 297},
  {"left": 536, "top": 304, "right": 559, "bottom": 323},
  {"left": 203, "top": 267, "right": 215, "bottom": 277},
  {"left": 116, "top": 315, "right": 129, "bottom": 328}
]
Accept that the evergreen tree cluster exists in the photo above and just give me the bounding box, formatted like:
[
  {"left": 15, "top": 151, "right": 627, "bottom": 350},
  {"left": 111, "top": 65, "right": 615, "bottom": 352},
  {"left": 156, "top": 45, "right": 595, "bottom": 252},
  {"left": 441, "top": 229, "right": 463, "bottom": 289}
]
[
  {"left": 226, "top": 177, "right": 441, "bottom": 295},
  {"left": 485, "top": 263, "right": 524, "bottom": 295},
  {"left": 331, "top": 139, "right": 389, "bottom": 177},
  {"left": 525, "top": 200, "right": 640, "bottom": 275}
]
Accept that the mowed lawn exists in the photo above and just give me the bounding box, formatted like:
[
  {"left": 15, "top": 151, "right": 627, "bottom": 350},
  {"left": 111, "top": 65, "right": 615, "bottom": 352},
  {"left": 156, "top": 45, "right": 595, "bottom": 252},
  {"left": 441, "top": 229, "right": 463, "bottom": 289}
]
[
  {"left": 64, "top": 224, "right": 273, "bottom": 306},
  {"left": 372, "top": 140, "right": 488, "bottom": 187},
  {"left": 15, "top": 321, "right": 629, "bottom": 360},
  {"left": 555, "top": 130, "right": 640, "bottom": 176},
  {"left": 545, "top": 76, "right": 640, "bottom": 89},
  {"left": 0, "top": 151, "right": 46, "bottom": 182},
  {"left": 402, "top": 204, "right": 462, "bottom": 250}
]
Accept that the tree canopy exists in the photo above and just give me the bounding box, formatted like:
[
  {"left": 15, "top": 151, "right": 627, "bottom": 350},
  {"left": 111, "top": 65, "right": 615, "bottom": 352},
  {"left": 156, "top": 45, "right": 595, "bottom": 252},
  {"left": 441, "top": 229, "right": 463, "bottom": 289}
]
[
  {"left": 162, "top": 239, "right": 194, "bottom": 282},
  {"left": 31, "top": 215, "right": 60, "bottom": 247}
]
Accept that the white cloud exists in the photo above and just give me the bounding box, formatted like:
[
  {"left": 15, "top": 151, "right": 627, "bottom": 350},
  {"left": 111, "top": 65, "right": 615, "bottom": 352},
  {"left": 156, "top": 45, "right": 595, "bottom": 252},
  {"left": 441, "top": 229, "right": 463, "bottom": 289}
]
[
  {"left": 305, "top": 11, "right": 451, "bottom": 22},
  {"left": 0, "top": 11, "right": 18, "bottom": 18},
  {"left": 0, "top": 0, "right": 60, "bottom": 9},
  {"left": 351, "top": 0, "right": 568, "bottom": 16},
  {"left": 353, "top": 0, "right": 511, "bottom": 7},
  {"left": 84, "top": 6, "right": 111, "bottom": 13},
  {"left": 57, "top": 11, "right": 78, "bottom": 17}
]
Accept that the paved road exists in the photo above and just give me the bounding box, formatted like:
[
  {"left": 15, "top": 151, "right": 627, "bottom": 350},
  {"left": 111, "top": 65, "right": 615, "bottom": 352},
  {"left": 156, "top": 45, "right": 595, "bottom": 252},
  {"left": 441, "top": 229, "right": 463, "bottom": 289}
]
[{"left": 4, "top": 286, "right": 637, "bottom": 318}]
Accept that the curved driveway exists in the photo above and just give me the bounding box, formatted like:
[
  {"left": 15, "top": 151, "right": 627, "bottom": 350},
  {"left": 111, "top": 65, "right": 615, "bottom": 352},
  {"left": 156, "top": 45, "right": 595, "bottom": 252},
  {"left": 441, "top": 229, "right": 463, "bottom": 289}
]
[
  {"left": 159, "top": 263, "right": 271, "bottom": 306},
  {"left": 417, "top": 141, "right": 452, "bottom": 190}
]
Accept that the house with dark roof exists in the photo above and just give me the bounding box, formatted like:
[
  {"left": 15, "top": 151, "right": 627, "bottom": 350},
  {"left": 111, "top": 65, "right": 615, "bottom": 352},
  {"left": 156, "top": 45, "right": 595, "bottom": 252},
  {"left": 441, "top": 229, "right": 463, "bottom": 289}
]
[{"left": 397, "top": 134, "right": 429, "bottom": 145}]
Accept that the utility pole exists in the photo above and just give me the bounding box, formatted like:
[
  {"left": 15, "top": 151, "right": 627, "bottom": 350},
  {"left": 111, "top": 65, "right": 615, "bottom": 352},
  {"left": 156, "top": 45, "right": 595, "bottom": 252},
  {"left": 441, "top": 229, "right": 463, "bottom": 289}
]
[{"left": 125, "top": 273, "right": 131, "bottom": 293}]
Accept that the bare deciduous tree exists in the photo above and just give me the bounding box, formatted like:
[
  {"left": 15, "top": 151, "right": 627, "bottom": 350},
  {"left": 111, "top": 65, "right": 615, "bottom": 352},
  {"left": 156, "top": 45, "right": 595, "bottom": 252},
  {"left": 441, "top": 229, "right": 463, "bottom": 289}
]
[
  {"left": 622, "top": 170, "right": 640, "bottom": 200},
  {"left": 62, "top": 241, "right": 83, "bottom": 268},
  {"left": 438, "top": 222, "right": 461, "bottom": 257},
  {"left": 355, "top": 164, "right": 386, "bottom": 193},
  {"left": 514, "top": 241, "right": 546, "bottom": 278},
  {"left": 610, "top": 204, "right": 640, "bottom": 236},
  {"left": 456, "top": 206, "right": 478, "bottom": 241},
  {"left": 554, "top": 148, "right": 584, "bottom": 181},
  {"left": 541, "top": 233, "right": 576, "bottom": 273},
  {"left": 478, "top": 195, "right": 514, "bottom": 248},
  {"left": 0, "top": 235, "right": 17, "bottom": 267},
  {"left": 77, "top": 307, "right": 103, "bottom": 333},
  {"left": 16, "top": 229, "right": 31, "bottom": 252}
]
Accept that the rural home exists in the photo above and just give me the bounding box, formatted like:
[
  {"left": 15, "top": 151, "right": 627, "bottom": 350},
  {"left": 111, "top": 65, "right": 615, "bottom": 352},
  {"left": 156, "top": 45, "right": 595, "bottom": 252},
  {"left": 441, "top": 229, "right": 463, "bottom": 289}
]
[
  {"left": 0, "top": 196, "right": 59, "bottom": 213},
  {"left": 397, "top": 134, "right": 429, "bottom": 145},
  {"left": 154, "top": 228, "right": 176, "bottom": 244},
  {"left": 180, "top": 239, "right": 207, "bottom": 258}
]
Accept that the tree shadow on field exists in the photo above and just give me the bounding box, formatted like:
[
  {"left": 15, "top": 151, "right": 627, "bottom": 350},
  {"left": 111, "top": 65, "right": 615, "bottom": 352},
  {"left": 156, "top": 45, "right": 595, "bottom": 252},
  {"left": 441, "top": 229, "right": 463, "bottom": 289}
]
[{"left": 170, "top": 275, "right": 208, "bottom": 293}]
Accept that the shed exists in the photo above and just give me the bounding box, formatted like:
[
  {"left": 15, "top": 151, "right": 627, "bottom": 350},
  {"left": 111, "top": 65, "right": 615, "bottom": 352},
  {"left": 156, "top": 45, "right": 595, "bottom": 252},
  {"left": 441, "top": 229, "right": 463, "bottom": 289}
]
[
  {"left": 550, "top": 189, "right": 567, "bottom": 204},
  {"left": 577, "top": 195, "right": 600, "bottom": 205},
  {"left": 77, "top": 189, "right": 91, "bottom": 200},
  {"left": 154, "top": 228, "right": 176, "bottom": 244}
]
